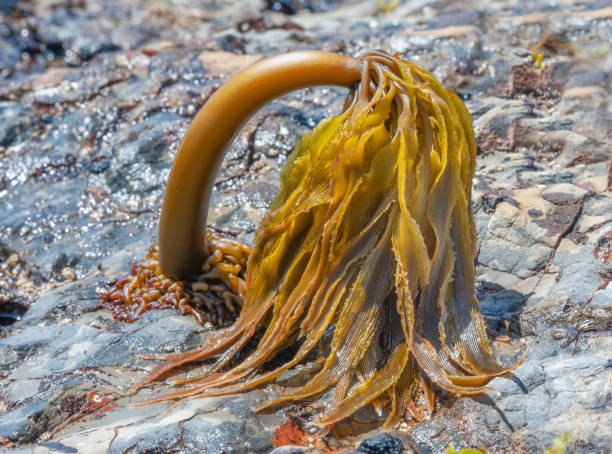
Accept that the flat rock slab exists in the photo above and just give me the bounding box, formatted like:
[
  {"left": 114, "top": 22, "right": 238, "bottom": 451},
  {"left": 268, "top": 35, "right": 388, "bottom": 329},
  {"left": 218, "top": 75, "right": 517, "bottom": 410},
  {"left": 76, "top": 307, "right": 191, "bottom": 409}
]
[
  {"left": 0, "top": 278, "right": 285, "bottom": 453},
  {"left": 1, "top": 0, "right": 611, "bottom": 453}
]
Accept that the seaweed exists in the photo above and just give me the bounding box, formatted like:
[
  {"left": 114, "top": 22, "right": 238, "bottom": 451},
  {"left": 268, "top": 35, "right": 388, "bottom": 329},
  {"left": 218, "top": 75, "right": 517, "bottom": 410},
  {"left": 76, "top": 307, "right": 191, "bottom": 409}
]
[{"left": 125, "top": 51, "right": 523, "bottom": 427}]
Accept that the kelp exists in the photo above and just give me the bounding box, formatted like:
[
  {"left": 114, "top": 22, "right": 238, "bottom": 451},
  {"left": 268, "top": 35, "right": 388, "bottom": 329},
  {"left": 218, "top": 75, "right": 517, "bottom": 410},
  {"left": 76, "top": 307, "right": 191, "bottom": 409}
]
[{"left": 133, "top": 51, "right": 523, "bottom": 427}]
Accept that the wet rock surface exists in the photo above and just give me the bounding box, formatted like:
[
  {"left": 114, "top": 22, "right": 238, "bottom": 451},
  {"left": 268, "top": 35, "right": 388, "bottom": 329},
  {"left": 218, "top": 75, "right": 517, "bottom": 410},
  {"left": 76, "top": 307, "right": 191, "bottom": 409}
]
[{"left": 0, "top": 0, "right": 610, "bottom": 453}]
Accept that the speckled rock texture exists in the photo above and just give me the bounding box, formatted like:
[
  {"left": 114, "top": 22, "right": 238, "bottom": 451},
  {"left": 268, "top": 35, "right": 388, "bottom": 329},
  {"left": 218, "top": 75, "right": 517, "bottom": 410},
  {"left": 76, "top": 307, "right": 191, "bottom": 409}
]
[{"left": 0, "top": 0, "right": 610, "bottom": 453}]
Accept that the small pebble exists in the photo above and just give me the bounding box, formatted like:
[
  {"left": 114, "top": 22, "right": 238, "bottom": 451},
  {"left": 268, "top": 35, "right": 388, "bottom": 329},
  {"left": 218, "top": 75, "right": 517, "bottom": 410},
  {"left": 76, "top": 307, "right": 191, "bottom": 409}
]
[
  {"left": 61, "top": 267, "right": 76, "bottom": 282},
  {"left": 552, "top": 329, "right": 566, "bottom": 339},
  {"left": 6, "top": 253, "right": 19, "bottom": 267}
]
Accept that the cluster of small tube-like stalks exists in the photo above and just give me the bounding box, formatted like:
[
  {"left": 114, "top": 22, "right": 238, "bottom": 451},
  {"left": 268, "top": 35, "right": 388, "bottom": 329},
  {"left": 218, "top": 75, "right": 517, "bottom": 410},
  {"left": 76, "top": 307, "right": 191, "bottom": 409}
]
[
  {"left": 130, "top": 50, "right": 524, "bottom": 429},
  {"left": 102, "top": 230, "right": 250, "bottom": 327}
]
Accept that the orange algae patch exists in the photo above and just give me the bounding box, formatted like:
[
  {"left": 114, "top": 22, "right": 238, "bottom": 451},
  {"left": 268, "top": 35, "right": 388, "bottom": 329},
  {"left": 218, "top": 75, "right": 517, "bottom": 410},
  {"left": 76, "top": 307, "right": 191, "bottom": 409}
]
[
  {"left": 272, "top": 419, "right": 308, "bottom": 447},
  {"left": 101, "top": 230, "right": 250, "bottom": 327}
]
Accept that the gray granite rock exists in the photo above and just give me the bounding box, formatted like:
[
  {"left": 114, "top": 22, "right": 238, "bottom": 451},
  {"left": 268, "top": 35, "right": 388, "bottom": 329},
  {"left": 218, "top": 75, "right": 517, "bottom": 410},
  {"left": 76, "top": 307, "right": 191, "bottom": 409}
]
[
  {"left": 0, "top": 0, "right": 610, "bottom": 453},
  {"left": 0, "top": 277, "right": 285, "bottom": 452}
]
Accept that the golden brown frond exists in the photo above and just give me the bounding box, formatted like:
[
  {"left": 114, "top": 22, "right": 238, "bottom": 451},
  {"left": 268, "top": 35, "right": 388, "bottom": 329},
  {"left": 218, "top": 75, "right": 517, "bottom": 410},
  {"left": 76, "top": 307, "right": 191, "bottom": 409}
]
[{"left": 132, "top": 51, "right": 523, "bottom": 427}]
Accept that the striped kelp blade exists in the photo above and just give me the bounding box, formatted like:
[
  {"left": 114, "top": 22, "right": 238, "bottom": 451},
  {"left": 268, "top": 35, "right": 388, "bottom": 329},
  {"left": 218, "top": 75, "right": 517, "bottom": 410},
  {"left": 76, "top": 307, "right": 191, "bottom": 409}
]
[{"left": 136, "top": 51, "right": 523, "bottom": 427}]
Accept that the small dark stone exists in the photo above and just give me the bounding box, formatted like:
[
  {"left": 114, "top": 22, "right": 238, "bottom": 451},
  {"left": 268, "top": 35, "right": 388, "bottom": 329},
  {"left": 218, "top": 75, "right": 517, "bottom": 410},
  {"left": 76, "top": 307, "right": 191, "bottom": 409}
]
[
  {"left": 481, "top": 194, "right": 504, "bottom": 214},
  {"left": 358, "top": 433, "right": 404, "bottom": 454},
  {"left": 266, "top": 0, "right": 298, "bottom": 15},
  {"left": 528, "top": 208, "right": 543, "bottom": 218},
  {"left": 0, "top": 106, "right": 30, "bottom": 147},
  {"left": 0, "top": 0, "right": 17, "bottom": 16},
  {"left": 216, "top": 33, "right": 246, "bottom": 53},
  {"left": 90, "top": 158, "right": 110, "bottom": 174}
]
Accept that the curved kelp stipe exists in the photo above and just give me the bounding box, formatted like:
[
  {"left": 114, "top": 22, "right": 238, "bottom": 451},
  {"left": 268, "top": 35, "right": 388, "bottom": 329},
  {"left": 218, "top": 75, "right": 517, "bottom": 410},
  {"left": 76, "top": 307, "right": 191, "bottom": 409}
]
[
  {"left": 133, "top": 51, "right": 524, "bottom": 428},
  {"left": 158, "top": 51, "right": 362, "bottom": 279}
]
